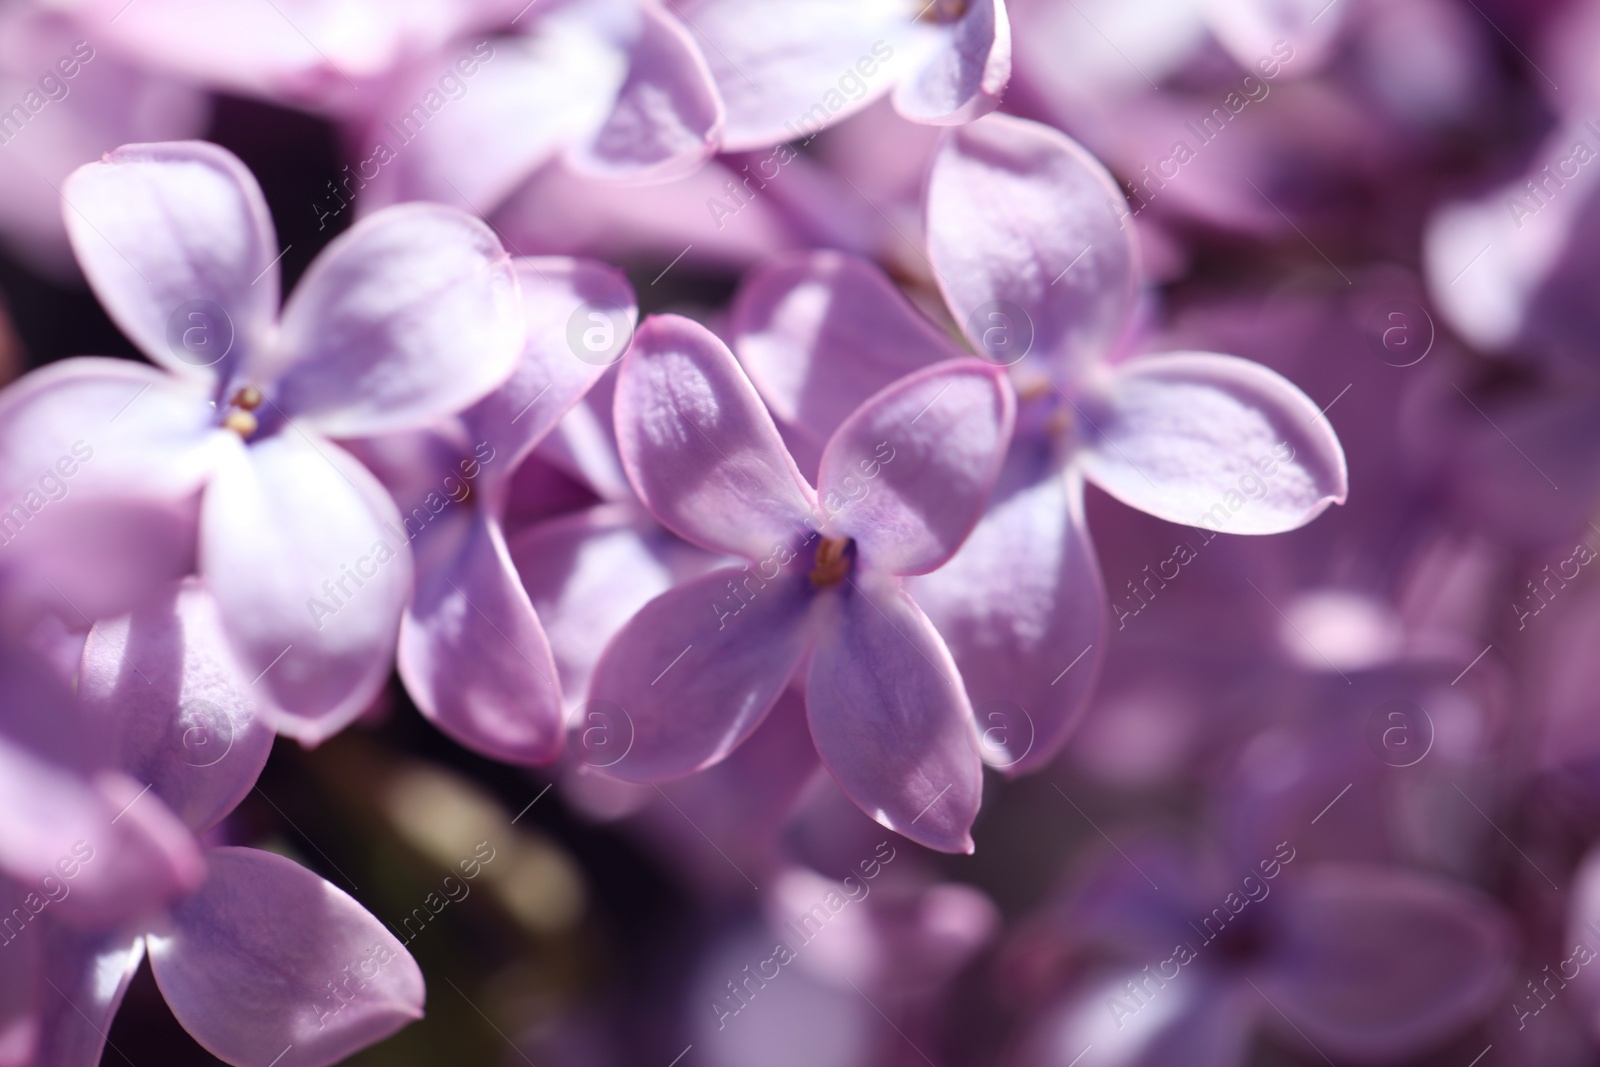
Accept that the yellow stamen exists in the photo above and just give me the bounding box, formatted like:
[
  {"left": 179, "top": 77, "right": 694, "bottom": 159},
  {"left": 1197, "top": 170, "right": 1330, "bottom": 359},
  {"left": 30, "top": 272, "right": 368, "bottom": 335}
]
[
  {"left": 809, "top": 536, "right": 853, "bottom": 588},
  {"left": 230, "top": 384, "right": 264, "bottom": 411},
  {"left": 223, "top": 410, "right": 258, "bottom": 438},
  {"left": 918, "top": 0, "right": 968, "bottom": 21}
]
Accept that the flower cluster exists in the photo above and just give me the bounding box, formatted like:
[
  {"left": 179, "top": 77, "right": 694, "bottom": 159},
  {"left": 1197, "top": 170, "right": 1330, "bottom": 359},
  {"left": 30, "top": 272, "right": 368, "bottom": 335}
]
[{"left": 0, "top": 0, "right": 1590, "bottom": 1064}]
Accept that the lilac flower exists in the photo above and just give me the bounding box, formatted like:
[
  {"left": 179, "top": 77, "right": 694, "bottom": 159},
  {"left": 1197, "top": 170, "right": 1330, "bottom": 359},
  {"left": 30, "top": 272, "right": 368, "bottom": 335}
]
[
  {"left": 729, "top": 112, "right": 1347, "bottom": 773},
  {"left": 16, "top": 579, "right": 424, "bottom": 1067},
  {"left": 0, "top": 641, "right": 205, "bottom": 961},
  {"left": 1010, "top": 841, "right": 1515, "bottom": 1067},
  {"left": 507, "top": 368, "right": 725, "bottom": 728},
  {"left": 357, "top": 0, "right": 724, "bottom": 217},
  {"left": 346, "top": 256, "right": 635, "bottom": 764},
  {"left": 678, "top": 0, "right": 1011, "bottom": 150},
  {"left": 0, "top": 140, "right": 524, "bottom": 741},
  {"left": 586, "top": 314, "right": 1014, "bottom": 853}
]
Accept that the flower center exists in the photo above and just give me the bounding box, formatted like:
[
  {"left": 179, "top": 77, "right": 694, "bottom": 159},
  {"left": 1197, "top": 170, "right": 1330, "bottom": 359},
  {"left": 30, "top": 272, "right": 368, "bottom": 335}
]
[
  {"left": 917, "top": 0, "right": 968, "bottom": 22},
  {"left": 222, "top": 384, "right": 263, "bottom": 438},
  {"left": 809, "top": 536, "right": 854, "bottom": 588}
]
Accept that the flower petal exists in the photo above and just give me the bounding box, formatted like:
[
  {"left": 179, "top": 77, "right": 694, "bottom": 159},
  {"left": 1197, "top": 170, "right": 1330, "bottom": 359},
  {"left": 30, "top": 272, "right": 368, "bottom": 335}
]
[
  {"left": 0, "top": 359, "right": 218, "bottom": 623},
  {"left": 399, "top": 510, "right": 564, "bottom": 765},
  {"left": 1260, "top": 866, "right": 1515, "bottom": 1060},
  {"left": 589, "top": 565, "right": 812, "bottom": 781},
  {"left": 462, "top": 257, "right": 636, "bottom": 474},
  {"left": 566, "top": 3, "right": 724, "bottom": 182},
  {"left": 892, "top": 0, "right": 1011, "bottom": 125},
  {"left": 1074, "top": 352, "right": 1348, "bottom": 533},
  {"left": 615, "top": 315, "right": 815, "bottom": 559},
  {"left": 729, "top": 251, "right": 964, "bottom": 473},
  {"left": 62, "top": 141, "right": 279, "bottom": 382},
  {"left": 679, "top": 0, "right": 913, "bottom": 150},
  {"left": 0, "top": 719, "right": 204, "bottom": 929},
  {"left": 926, "top": 113, "right": 1135, "bottom": 382},
  {"left": 511, "top": 502, "right": 722, "bottom": 707},
  {"left": 265, "top": 204, "right": 522, "bottom": 438},
  {"left": 34, "top": 926, "right": 145, "bottom": 1067},
  {"left": 150, "top": 847, "right": 424, "bottom": 1067},
  {"left": 78, "top": 579, "right": 276, "bottom": 835},
  {"left": 357, "top": 21, "right": 624, "bottom": 214},
  {"left": 806, "top": 578, "right": 983, "bottom": 853},
  {"left": 200, "top": 432, "right": 411, "bottom": 742},
  {"left": 909, "top": 456, "right": 1105, "bottom": 774},
  {"left": 819, "top": 359, "right": 1012, "bottom": 575}
]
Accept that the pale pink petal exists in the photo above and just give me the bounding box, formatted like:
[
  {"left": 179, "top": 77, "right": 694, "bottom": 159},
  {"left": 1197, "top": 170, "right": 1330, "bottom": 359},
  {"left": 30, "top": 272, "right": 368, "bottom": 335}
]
[
  {"left": 1074, "top": 352, "right": 1347, "bottom": 533},
  {"left": 78, "top": 579, "right": 276, "bottom": 835},
  {"left": 806, "top": 578, "right": 983, "bottom": 853},
  {"left": 729, "top": 251, "right": 964, "bottom": 472},
  {"left": 678, "top": 0, "right": 911, "bottom": 150},
  {"left": 34, "top": 926, "right": 144, "bottom": 1067},
  {"left": 0, "top": 359, "right": 219, "bottom": 622},
  {"left": 614, "top": 315, "right": 816, "bottom": 559},
  {"left": 462, "top": 257, "right": 636, "bottom": 473},
  {"left": 357, "top": 25, "right": 624, "bottom": 213},
  {"left": 62, "top": 141, "right": 278, "bottom": 381},
  {"left": 0, "top": 732, "right": 203, "bottom": 928},
  {"left": 149, "top": 847, "right": 424, "bottom": 1067},
  {"left": 818, "top": 359, "right": 1013, "bottom": 575},
  {"left": 588, "top": 565, "right": 812, "bottom": 781},
  {"left": 927, "top": 113, "right": 1136, "bottom": 382},
  {"left": 909, "top": 460, "right": 1106, "bottom": 774},
  {"left": 892, "top": 0, "right": 1011, "bottom": 125},
  {"left": 264, "top": 204, "right": 522, "bottom": 437},
  {"left": 566, "top": 3, "right": 724, "bottom": 182},
  {"left": 511, "top": 502, "right": 723, "bottom": 706},
  {"left": 399, "top": 510, "right": 564, "bottom": 765},
  {"left": 199, "top": 432, "right": 412, "bottom": 742}
]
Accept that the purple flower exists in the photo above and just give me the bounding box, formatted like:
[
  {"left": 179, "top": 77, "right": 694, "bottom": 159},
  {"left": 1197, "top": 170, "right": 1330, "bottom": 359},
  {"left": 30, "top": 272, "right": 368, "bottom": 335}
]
[
  {"left": 587, "top": 314, "right": 1015, "bottom": 853},
  {"left": 1011, "top": 842, "right": 1515, "bottom": 1066},
  {"left": 505, "top": 368, "right": 726, "bottom": 732},
  {"left": 679, "top": 0, "right": 1011, "bottom": 149},
  {"left": 0, "top": 140, "right": 524, "bottom": 741},
  {"left": 12, "top": 579, "right": 424, "bottom": 1067},
  {"left": 357, "top": 0, "right": 724, "bottom": 217},
  {"left": 348, "top": 256, "right": 636, "bottom": 764},
  {"left": 729, "top": 112, "right": 1348, "bottom": 772}
]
